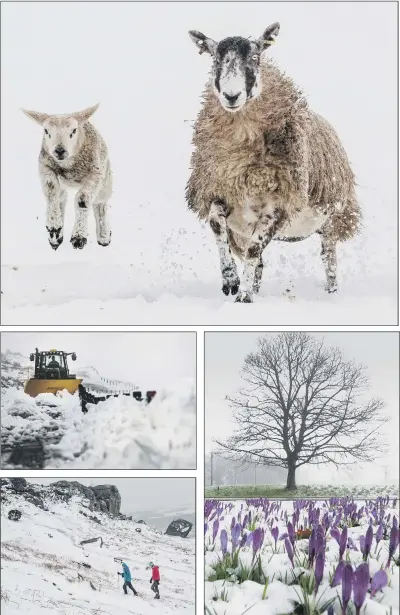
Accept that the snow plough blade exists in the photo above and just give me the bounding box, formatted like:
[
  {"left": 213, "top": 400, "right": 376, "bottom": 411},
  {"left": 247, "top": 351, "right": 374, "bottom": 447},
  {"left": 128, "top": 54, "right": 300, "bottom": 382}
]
[{"left": 24, "top": 378, "right": 83, "bottom": 398}]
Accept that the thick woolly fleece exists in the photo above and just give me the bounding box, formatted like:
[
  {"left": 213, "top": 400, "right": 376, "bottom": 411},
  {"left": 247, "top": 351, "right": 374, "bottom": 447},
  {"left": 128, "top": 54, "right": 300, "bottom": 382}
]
[{"left": 186, "top": 59, "right": 361, "bottom": 249}]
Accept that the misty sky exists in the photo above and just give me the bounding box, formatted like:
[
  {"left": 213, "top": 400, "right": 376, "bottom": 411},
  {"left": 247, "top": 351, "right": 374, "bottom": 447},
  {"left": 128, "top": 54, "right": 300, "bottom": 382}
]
[
  {"left": 31, "top": 478, "right": 195, "bottom": 517},
  {"left": 1, "top": 332, "right": 195, "bottom": 390},
  {"left": 205, "top": 332, "right": 399, "bottom": 484}
]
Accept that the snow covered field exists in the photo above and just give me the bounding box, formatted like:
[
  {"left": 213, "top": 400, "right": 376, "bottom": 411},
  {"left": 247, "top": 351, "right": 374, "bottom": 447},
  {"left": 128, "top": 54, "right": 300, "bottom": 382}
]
[
  {"left": 205, "top": 498, "right": 400, "bottom": 615},
  {"left": 1, "top": 379, "right": 196, "bottom": 469},
  {"left": 1, "top": 481, "right": 195, "bottom": 615},
  {"left": 1, "top": 2, "right": 397, "bottom": 325}
]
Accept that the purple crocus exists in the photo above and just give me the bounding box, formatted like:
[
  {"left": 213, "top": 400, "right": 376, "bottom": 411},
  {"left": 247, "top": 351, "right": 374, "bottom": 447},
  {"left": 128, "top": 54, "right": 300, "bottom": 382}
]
[
  {"left": 231, "top": 523, "right": 241, "bottom": 552},
  {"left": 220, "top": 529, "right": 228, "bottom": 557},
  {"left": 387, "top": 525, "right": 399, "bottom": 567},
  {"left": 363, "top": 525, "right": 373, "bottom": 561},
  {"left": 370, "top": 569, "right": 388, "bottom": 597},
  {"left": 353, "top": 563, "right": 369, "bottom": 614},
  {"left": 204, "top": 522, "right": 208, "bottom": 536},
  {"left": 252, "top": 527, "right": 263, "bottom": 560},
  {"left": 376, "top": 523, "right": 384, "bottom": 545},
  {"left": 212, "top": 519, "right": 219, "bottom": 543},
  {"left": 308, "top": 528, "right": 316, "bottom": 566},
  {"left": 240, "top": 533, "right": 247, "bottom": 549},
  {"left": 285, "top": 537, "right": 294, "bottom": 568},
  {"left": 359, "top": 535, "right": 365, "bottom": 555},
  {"left": 339, "top": 526, "right": 348, "bottom": 560},
  {"left": 330, "top": 560, "right": 345, "bottom": 587},
  {"left": 342, "top": 564, "right": 353, "bottom": 615},
  {"left": 271, "top": 526, "right": 279, "bottom": 549},
  {"left": 314, "top": 550, "right": 325, "bottom": 595},
  {"left": 287, "top": 521, "right": 295, "bottom": 546}
]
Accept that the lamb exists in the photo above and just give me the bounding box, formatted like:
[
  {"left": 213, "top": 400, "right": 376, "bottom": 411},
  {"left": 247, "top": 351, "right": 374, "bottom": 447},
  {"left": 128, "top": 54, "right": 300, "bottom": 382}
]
[
  {"left": 22, "top": 104, "right": 112, "bottom": 250},
  {"left": 186, "top": 24, "right": 361, "bottom": 302}
]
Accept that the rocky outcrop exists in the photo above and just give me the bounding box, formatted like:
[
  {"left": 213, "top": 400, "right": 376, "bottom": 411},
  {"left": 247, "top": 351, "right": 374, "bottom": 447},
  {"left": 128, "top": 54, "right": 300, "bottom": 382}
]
[{"left": 1, "top": 479, "right": 122, "bottom": 517}]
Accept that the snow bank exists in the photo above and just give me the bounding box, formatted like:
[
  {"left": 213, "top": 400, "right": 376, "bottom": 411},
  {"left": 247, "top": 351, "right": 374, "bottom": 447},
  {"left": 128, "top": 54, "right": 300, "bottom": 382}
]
[
  {"left": 1, "top": 380, "right": 196, "bottom": 469},
  {"left": 1, "top": 482, "right": 195, "bottom": 615}
]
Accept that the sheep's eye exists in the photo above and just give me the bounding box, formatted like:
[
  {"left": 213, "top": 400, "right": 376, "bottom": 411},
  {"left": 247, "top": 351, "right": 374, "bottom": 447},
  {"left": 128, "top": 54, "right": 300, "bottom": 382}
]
[
  {"left": 70, "top": 128, "right": 77, "bottom": 138},
  {"left": 252, "top": 54, "right": 259, "bottom": 61},
  {"left": 44, "top": 128, "right": 50, "bottom": 137}
]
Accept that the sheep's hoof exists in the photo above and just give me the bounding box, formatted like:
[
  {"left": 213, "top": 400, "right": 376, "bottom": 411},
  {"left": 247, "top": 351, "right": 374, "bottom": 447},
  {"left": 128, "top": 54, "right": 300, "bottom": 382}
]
[
  {"left": 222, "top": 281, "right": 239, "bottom": 296},
  {"left": 327, "top": 287, "right": 338, "bottom": 294},
  {"left": 97, "top": 231, "right": 111, "bottom": 247},
  {"left": 221, "top": 267, "right": 240, "bottom": 296},
  {"left": 71, "top": 235, "right": 87, "bottom": 250},
  {"left": 235, "top": 291, "right": 253, "bottom": 303}
]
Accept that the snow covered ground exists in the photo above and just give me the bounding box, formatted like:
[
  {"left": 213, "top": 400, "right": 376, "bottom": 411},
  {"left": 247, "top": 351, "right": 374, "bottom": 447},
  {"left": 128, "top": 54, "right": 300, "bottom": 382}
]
[
  {"left": 1, "top": 2, "right": 397, "bottom": 325},
  {"left": 1, "top": 481, "right": 195, "bottom": 615},
  {"left": 1, "top": 379, "right": 196, "bottom": 469},
  {"left": 205, "top": 498, "right": 400, "bottom": 615}
]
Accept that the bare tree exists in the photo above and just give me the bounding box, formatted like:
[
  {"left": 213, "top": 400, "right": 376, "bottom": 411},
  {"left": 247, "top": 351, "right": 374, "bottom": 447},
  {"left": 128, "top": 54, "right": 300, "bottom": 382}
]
[{"left": 216, "top": 332, "right": 388, "bottom": 490}]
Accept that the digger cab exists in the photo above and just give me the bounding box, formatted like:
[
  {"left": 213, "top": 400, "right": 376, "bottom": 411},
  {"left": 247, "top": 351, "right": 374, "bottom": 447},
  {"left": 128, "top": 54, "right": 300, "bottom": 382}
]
[{"left": 24, "top": 348, "right": 82, "bottom": 397}]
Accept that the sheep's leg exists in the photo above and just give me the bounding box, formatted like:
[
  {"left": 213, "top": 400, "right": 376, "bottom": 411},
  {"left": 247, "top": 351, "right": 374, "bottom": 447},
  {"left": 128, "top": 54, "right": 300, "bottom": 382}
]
[
  {"left": 71, "top": 172, "right": 102, "bottom": 250},
  {"left": 320, "top": 232, "right": 337, "bottom": 293},
  {"left": 236, "top": 208, "right": 285, "bottom": 303},
  {"left": 93, "top": 201, "right": 111, "bottom": 247},
  {"left": 253, "top": 257, "right": 264, "bottom": 294},
  {"left": 40, "top": 167, "right": 64, "bottom": 250},
  {"left": 209, "top": 200, "right": 240, "bottom": 296}
]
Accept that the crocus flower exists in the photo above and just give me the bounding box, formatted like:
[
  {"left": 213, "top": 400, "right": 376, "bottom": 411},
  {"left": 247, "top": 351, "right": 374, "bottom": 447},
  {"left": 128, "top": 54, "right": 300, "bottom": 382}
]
[
  {"left": 285, "top": 537, "right": 294, "bottom": 568},
  {"left": 353, "top": 563, "right": 369, "bottom": 614},
  {"left": 308, "top": 528, "right": 316, "bottom": 566},
  {"left": 220, "top": 529, "right": 228, "bottom": 557},
  {"left": 387, "top": 525, "right": 399, "bottom": 567},
  {"left": 212, "top": 519, "right": 219, "bottom": 543},
  {"left": 231, "top": 517, "right": 236, "bottom": 530},
  {"left": 271, "top": 526, "right": 279, "bottom": 549},
  {"left": 287, "top": 521, "right": 295, "bottom": 546},
  {"left": 330, "top": 560, "right": 345, "bottom": 587},
  {"left": 252, "top": 527, "right": 263, "bottom": 559},
  {"left": 347, "top": 536, "right": 358, "bottom": 551},
  {"left": 363, "top": 525, "right": 373, "bottom": 561},
  {"left": 231, "top": 523, "right": 241, "bottom": 552},
  {"left": 342, "top": 564, "right": 353, "bottom": 614},
  {"left": 314, "top": 550, "right": 325, "bottom": 595},
  {"left": 376, "top": 523, "right": 384, "bottom": 545},
  {"left": 359, "top": 535, "right": 365, "bottom": 554},
  {"left": 240, "top": 533, "right": 247, "bottom": 549},
  {"left": 370, "top": 569, "right": 388, "bottom": 597},
  {"left": 339, "top": 526, "right": 348, "bottom": 560}
]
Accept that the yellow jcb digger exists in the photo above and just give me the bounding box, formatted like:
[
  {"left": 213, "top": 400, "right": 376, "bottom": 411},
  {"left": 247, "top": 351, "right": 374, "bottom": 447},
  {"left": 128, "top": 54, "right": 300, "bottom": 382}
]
[{"left": 24, "top": 348, "right": 82, "bottom": 397}]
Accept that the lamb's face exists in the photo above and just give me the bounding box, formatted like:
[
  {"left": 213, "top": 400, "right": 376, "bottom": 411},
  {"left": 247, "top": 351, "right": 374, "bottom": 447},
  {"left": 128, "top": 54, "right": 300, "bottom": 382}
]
[
  {"left": 189, "top": 23, "right": 280, "bottom": 113},
  {"left": 42, "top": 116, "right": 80, "bottom": 161},
  {"left": 212, "top": 37, "right": 262, "bottom": 112}
]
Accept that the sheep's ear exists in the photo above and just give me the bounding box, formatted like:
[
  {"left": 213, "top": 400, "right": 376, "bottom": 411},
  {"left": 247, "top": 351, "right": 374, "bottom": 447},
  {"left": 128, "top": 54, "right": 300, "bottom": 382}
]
[
  {"left": 73, "top": 103, "right": 100, "bottom": 124},
  {"left": 21, "top": 109, "right": 49, "bottom": 125},
  {"left": 189, "top": 30, "right": 217, "bottom": 56},
  {"left": 258, "top": 22, "right": 280, "bottom": 50}
]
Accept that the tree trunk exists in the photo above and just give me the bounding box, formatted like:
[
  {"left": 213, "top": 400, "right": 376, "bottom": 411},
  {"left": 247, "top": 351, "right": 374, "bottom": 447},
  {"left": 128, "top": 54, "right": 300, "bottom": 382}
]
[{"left": 286, "top": 464, "right": 297, "bottom": 490}]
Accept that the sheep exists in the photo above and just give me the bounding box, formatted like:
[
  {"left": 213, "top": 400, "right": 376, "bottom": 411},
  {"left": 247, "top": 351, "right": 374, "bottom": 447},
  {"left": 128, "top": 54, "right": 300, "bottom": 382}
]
[
  {"left": 21, "top": 104, "right": 112, "bottom": 250},
  {"left": 186, "top": 24, "right": 361, "bottom": 302}
]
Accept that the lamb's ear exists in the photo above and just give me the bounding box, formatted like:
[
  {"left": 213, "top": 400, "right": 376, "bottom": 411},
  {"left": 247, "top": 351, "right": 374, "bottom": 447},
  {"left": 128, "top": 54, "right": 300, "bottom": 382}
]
[
  {"left": 72, "top": 103, "right": 100, "bottom": 124},
  {"left": 258, "top": 22, "right": 280, "bottom": 50},
  {"left": 21, "top": 109, "right": 49, "bottom": 125},
  {"left": 189, "top": 30, "right": 217, "bottom": 56}
]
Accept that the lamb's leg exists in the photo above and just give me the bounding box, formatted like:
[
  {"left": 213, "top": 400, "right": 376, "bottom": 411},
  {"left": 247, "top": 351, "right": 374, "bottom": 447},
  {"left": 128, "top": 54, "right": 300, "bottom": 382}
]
[
  {"left": 71, "top": 173, "right": 102, "bottom": 249},
  {"left": 93, "top": 201, "right": 111, "bottom": 247},
  {"left": 209, "top": 200, "right": 240, "bottom": 296},
  {"left": 40, "top": 167, "right": 64, "bottom": 250},
  {"left": 236, "top": 208, "right": 285, "bottom": 303},
  {"left": 320, "top": 232, "right": 337, "bottom": 293}
]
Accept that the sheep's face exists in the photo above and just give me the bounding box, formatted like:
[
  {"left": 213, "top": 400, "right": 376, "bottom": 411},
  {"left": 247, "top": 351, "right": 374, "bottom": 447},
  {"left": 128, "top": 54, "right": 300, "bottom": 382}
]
[
  {"left": 189, "top": 23, "right": 280, "bottom": 113},
  {"left": 42, "top": 116, "right": 80, "bottom": 161},
  {"left": 21, "top": 104, "right": 100, "bottom": 162}
]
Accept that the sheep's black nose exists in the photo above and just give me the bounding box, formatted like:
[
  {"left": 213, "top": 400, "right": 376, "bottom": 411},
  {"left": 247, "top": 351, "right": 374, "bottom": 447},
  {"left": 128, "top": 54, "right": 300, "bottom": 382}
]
[
  {"left": 223, "top": 92, "right": 240, "bottom": 104},
  {"left": 54, "top": 145, "right": 67, "bottom": 159}
]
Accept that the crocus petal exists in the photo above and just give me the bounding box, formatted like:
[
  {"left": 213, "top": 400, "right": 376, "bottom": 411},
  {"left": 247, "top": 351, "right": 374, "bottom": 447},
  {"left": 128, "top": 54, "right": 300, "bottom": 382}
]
[
  {"left": 370, "top": 570, "right": 388, "bottom": 597},
  {"left": 331, "top": 560, "right": 345, "bottom": 587},
  {"left": 353, "top": 563, "right": 369, "bottom": 608},
  {"left": 342, "top": 564, "right": 353, "bottom": 607}
]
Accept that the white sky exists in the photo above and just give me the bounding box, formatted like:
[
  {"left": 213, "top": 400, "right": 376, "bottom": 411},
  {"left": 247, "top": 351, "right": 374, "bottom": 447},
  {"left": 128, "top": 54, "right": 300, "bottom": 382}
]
[
  {"left": 205, "top": 332, "right": 399, "bottom": 484},
  {"left": 31, "top": 478, "right": 195, "bottom": 517},
  {"left": 1, "top": 332, "right": 195, "bottom": 390}
]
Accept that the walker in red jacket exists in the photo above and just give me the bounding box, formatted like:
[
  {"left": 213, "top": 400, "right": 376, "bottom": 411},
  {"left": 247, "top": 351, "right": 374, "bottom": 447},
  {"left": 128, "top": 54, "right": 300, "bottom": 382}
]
[{"left": 148, "top": 562, "right": 160, "bottom": 599}]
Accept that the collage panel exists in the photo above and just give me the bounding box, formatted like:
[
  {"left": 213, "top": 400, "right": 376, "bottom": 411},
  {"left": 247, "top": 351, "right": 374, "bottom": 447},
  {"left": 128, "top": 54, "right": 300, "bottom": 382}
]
[
  {"left": 0, "top": 476, "right": 196, "bottom": 612},
  {"left": 204, "top": 331, "right": 400, "bottom": 613},
  {"left": 1, "top": 1, "right": 397, "bottom": 326},
  {"left": 0, "top": 331, "right": 197, "bottom": 470}
]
